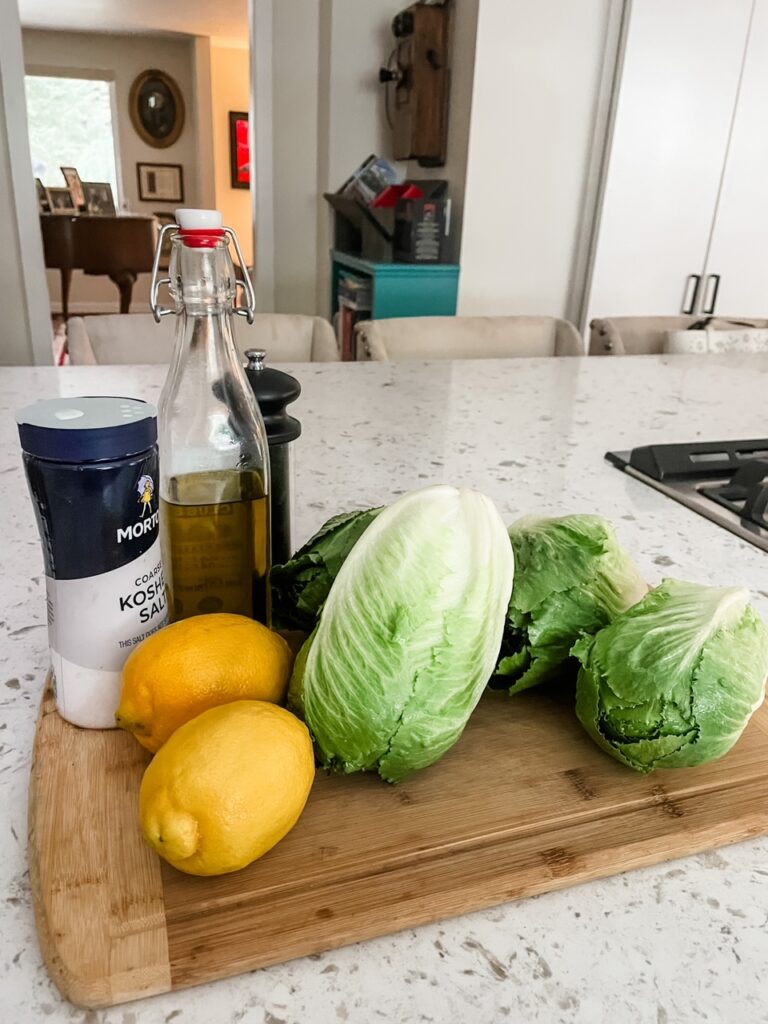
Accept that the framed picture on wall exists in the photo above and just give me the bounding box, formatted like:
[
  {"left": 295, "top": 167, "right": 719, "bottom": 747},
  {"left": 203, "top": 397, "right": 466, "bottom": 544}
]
[
  {"left": 60, "top": 166, "right": 85, "bottom": 208},
  {"left": 129, "top": 69, "right": 185, "bottom": 148},
  {"left": 45, "top": 186, "right": 78, "bottom": 214},
  {"left": 137, "top": 162, "right": 184, "bottom": 202},
  {"left": 82, "top": 181, "right": 116, "bottom": 216},
  {"left": 229, "top": 111, "right": 250, "bottom": 189}
]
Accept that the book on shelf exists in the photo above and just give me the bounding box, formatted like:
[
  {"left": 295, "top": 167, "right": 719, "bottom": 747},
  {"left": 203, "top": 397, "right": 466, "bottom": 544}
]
[{"left": 336, "top": 273, "right": 372, "bottom": 361}]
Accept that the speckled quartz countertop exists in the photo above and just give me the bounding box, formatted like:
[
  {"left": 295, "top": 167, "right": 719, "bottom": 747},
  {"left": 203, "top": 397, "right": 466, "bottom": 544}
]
[{"left": 2, "top": 355, "right": 768, "bottom": 1024}]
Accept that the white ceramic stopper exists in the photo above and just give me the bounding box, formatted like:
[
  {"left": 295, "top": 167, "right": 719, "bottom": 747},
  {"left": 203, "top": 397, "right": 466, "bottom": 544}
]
[{"left": 175, "top": 209, "right": 223, "bottom": 230}]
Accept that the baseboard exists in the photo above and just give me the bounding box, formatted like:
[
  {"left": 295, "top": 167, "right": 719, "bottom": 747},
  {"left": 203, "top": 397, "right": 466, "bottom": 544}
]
[{"left": 50, "top": 302, "right": 147, "bottom": 315}]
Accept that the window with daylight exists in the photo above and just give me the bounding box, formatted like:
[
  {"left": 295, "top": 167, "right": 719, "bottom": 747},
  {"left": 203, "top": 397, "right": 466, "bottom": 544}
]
[{"left": 25, "top": 74, "right": 120, "bottom": 200}]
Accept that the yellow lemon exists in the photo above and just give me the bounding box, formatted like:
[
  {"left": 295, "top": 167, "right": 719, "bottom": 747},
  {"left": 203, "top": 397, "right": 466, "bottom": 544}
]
[
  {"left": 116, "top": 613, "right": 293, "bottom": 752},
  {"left": 139, "top": 700, "right": 315, "bottom": 875}
]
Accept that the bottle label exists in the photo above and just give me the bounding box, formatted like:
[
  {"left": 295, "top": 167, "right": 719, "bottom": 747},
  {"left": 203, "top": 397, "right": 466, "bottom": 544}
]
[
  {"left": 24, "top": 450, "right": 161, "bottom": 580},
  {"left": 22, "top": 449, "right": 169, "bottom": 727},
  {"left": 48, "top": 539, "right": 168, "bottom": 727}
]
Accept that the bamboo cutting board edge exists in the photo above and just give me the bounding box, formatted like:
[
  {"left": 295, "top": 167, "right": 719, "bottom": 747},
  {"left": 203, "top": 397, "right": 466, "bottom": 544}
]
[
  {"left": 159, "top": 758, "right": 766, "bottom": 925},
  {"left": 28, "top": 679, "right": 768, "bottom": 1009},
  {"left": 28, "top": 680, "right": 172, "bottom": 1009},
  {"left": 165, "top": 778, "right": 768, "bottom": 992}
]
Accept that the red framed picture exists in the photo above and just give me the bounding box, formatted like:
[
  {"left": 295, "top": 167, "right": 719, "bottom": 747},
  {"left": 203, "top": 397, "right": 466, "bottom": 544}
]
[{"left": 229, "top": 111, "right": 250, "bottom": 189}]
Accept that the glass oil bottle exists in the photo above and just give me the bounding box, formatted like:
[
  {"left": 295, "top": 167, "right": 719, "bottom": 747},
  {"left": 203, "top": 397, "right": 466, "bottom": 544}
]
[{"left": 150, "top": 209, "right": 271, "bottom": 623}]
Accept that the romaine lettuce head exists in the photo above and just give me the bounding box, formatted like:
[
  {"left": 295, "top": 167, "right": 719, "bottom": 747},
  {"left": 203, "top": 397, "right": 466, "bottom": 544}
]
[
  {"left": 574, "top": 578, "right": 768, "bottom": 773},
  {"left": 288, "top": 485, "right": 514, "bottom": 783},
  {"left": 270, "top": 508, "right": 381, "bottom": 630},
  {"left": 493, "top": 514, "right": 647, "bottom": 694}
]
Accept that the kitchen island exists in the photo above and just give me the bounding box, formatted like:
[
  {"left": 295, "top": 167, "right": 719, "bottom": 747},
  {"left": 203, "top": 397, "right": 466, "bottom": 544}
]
[{"left": 2, "top": 355, "right": 767, "bottom": 1024}]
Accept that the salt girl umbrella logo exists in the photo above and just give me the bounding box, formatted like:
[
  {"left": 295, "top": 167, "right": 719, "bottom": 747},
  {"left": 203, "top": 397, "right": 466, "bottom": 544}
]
[
  {"left": 137, "top": 475, "right": 155, "bottom": 517},
  {"left": 117, "top": 475, "right": 159, "bottom": 544}
]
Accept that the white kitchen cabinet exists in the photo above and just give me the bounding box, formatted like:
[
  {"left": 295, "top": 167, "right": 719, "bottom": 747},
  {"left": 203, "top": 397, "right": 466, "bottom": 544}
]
[
  {"left": 701, "top": 0, "right": 768, "bottom": 316},
  {"left": 587, "top": 0, "right": 755, "bottom": 323}
]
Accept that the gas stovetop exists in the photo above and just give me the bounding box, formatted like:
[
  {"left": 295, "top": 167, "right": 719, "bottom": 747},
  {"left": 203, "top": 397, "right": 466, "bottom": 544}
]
[{"left": 606, "top": 439, "right": 768, "bottom": 552}]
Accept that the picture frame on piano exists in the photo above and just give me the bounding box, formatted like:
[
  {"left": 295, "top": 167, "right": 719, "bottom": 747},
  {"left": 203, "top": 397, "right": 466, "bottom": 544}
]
[
  {"left": 82, "top": 182, "right": 116, "bottom": 217},
  {"left": 45, "top": 187, "right": 78, "bottom": 215},
  {"left": 35, "top": 178, "right": 50, "bottom": 213},
  {"left": 60, "top": 166, "right": 86, "bottom": 209}
]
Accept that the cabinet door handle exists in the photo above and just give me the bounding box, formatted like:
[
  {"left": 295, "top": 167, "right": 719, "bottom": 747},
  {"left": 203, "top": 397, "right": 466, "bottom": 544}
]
[
  {"left": 703, "top": 274, "right": 721, "bottom": 315},
  {"left": 681, "top": 274, "right": 701, "bottom": 315}
]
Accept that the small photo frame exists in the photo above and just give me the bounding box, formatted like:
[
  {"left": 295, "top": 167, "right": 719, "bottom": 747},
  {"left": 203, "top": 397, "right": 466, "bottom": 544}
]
[
  {"left": 82, "top": 181, "right": 116, "bottom": 216},
  {"left": 46, "top": 186, "right": 78, "bottom": 214},
  {"left": 35, "top": 178, "right": 50, "bottom": 212},
  {"left": 229, "top": 111, "right": 250, "bottom": 189},
  {"left": 137, "top": 162, "right": 184, "bottom": 203},
  {"left": 60, "top": 166, "right": 85, "bottom": 208}
]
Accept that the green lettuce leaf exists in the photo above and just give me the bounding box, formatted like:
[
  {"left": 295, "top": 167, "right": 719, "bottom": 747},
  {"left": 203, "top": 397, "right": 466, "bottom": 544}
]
[
  {"left": 270, "top": 508, "right": 381, "bottom": 630},
  {"left": 573, "top": 578, "right": 768, "bottom": 772},
  {"left": 494, "top": 514, "right": 647, "bottom": 694}
]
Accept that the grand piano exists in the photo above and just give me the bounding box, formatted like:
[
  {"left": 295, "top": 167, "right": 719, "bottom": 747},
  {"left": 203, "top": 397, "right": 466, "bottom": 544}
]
[{"left": 39, "top": 214, "right": 158, "bottom": 318}]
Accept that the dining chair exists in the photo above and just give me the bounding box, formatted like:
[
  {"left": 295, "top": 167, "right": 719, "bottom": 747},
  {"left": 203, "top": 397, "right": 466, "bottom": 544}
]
[
  {"left": 589, "top": 315, "right": 768, "bottom": 355},
  {"left": 354, "top": 316, "right": 583, "bottom": 361},
  {"left": 67, "top": 313, "right": 340, "bottom": 364}
]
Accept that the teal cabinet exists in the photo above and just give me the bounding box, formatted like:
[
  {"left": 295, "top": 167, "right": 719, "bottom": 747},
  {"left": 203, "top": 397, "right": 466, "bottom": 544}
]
[{"left": 331, "top": 250, "right": 460, "bottom": 320}]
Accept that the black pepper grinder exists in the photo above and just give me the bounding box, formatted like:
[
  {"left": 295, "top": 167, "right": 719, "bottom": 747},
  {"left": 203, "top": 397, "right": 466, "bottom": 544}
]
[{"left": 244, "top": 350, "right": 301, "bottom": 564}]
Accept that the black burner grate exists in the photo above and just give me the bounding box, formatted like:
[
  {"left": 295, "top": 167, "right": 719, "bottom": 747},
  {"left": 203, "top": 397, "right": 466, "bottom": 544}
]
[
  {"left": 605, "top": 439, "right": 768, "bottom": 552},
  {"left": 700, "top": 459, "right": 768, "bottom": 530}
]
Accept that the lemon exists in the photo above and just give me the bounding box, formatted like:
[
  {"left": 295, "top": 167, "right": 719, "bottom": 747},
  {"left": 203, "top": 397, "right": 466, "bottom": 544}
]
[
  {"left": 116, "top": 613, "right": 293, "bottom": 752},
  {"left": 139, "top": 700, "right": 315, "bottom": 875}
]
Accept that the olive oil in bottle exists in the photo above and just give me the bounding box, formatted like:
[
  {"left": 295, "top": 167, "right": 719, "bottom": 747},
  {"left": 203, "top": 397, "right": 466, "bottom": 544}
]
[
  {"left": 152, "top": 209, "right": 271, "bottom": 624},
  {"left": 161, "top": 470, "right": 269, "bottom": 621}
]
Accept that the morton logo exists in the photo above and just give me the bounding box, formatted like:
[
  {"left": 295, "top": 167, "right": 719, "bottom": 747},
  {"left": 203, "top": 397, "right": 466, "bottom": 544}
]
[
  {"left": 117, "top": 475, "right": 159, "bottom": 543},
  {"left": 137, "top": 475, "right": 155, "bottom": 516}
]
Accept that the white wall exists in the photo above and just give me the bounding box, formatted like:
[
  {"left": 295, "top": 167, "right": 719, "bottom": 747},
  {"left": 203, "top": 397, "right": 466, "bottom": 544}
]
[
  {"left": 23, "top": 28, "right": 202, "bottom": 313},
  {"left": 210, "top": 44, "right": 252, "bottom": 265},
  {"left": 458, "top": 0, "right": 614, "bottom": 320},
  {"left": 254, "top": 0, "right": 482, "bottom": 317},
  {"left": 319, "top": 0, "right": 398, "bottom": 193},
  {"left": 252, "top": 0, "right": 403, "bottom": 317},
  {"left": 272, "top": 0, "right": 320, "bottom": 314},
  {"left": 313, "top": 0, "right": 404, "bottom": 315},
  {"left": 0, "top": 2, "right": 51, "bottom": 364},
  {"left": 251, "top": 0, "right": 275, "bottom": 311},
  {"left": 257, "top": 0, "right": 614, "bottom": 324},
  {"left": 191, "top": 36, "right": 217, "bottom": 214}
]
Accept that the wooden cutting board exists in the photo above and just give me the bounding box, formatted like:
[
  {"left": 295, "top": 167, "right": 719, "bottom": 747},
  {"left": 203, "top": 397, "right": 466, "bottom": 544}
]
[{"left": 29, "top": 678, "right": 768, "bottom": 1009}]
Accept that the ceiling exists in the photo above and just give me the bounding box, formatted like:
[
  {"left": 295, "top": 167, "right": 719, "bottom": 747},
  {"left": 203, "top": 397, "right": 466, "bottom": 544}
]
[{"left": 17, "top": 0, "right": 249, "bottom": 47}]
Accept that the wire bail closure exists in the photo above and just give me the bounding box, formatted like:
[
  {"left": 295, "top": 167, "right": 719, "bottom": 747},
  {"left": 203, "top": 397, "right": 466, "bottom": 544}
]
[{"left": 149, "top": 223, "right": 256, "bottom": 324}]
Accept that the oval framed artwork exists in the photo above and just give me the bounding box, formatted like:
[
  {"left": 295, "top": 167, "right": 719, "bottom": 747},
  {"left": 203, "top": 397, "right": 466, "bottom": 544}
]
[{"left": 129, "top": 69, "right": 185, "bottom": 148}]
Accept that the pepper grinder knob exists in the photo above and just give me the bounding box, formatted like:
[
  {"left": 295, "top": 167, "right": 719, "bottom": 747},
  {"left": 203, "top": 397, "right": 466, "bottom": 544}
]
[{"left": 245, "top": 349, "right": 267, "bottom": 371}]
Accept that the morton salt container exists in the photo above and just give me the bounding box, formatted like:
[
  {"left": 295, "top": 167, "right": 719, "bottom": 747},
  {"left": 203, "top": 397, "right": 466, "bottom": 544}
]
[{"left": 16, "top": 396, "right": 168, "bottom": 728}]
